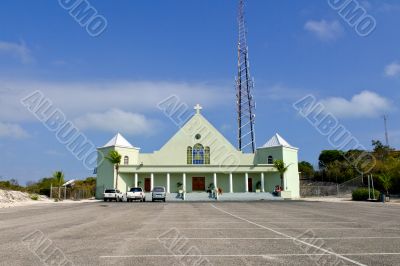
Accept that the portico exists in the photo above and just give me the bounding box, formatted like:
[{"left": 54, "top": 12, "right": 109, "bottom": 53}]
[{"left": 118, "top": 169, "right": 276, "bottom": 194}]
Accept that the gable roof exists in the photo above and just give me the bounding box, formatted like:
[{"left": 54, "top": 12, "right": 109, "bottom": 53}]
[
  {"left": 261, "top": 133, "right": 295, "bottom": 149},
  {"left": 102, "top": 133, "right": 138, "bottom": 149},
  {"left": 157, "top": 111, "right": 240, "bottom": 155}
]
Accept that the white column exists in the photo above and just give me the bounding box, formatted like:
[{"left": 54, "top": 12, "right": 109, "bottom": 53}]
[
  {"left": 182, "top": 173, "right": 186, "bottom": 191},
  {"left": 167, "top": 173, "right": 170, "bottom": 193},
  {"left": 261, "top": 172, "right": 265, "bottom": 192},
  {"left": 150, "top": 173, "right": 154, "bottom": 191},
  {"left": 284, "top": 174, "right": 287, "bottom": 191},
  {"left": 213, "top": 173, "right": 217, "bottom": 188},
  {"left": 134, "top": 173, "right": 138, "bottom": 187},
  {"left": 245, "top": 173, "right": 249, "bottom": 192},
  {"left": 229, "top": 173, "right": 233, "bottom": 193}
]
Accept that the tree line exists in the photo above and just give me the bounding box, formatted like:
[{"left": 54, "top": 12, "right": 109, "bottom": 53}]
[
  {"left": 298, "top": 140, "right": 400, "bottom": 194},
  {"left": 0, "top": 172, "right": 96, "bottom": 197}
]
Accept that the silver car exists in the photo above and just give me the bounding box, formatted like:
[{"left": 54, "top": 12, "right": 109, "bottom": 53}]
[{"left": 152, "top": 186, "right": 166, "bottom": 202}]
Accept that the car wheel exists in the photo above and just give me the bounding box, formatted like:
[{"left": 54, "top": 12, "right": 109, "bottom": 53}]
[
  {"left": 104, "top": 199, "right": 107, "bottom": 202},
  {"left": 143, "top": 197, "right": 146, "bottom": 202},
  {"left": 163, "top": 198, "right": 166, "bottom": 202},
  {"left": 152, "top": 199, "right": 154, "bottom": 202}
]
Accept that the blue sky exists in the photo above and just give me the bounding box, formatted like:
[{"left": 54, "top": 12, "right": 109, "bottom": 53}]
[{"left": 0, "top": 0, "right": 399, "bottom": 184}]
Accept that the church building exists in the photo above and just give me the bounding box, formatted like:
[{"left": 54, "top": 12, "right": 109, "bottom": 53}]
[{"left": 95, "top": 105, "right": 300, "bottom": 199}]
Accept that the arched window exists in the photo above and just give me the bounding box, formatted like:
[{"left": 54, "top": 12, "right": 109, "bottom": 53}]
[
  {"left": 187, "top": 146, "right": 193, "bottom": 164},
  {"left": 193, "top": 143, "right": 204, "bottom": 164},
  {"left": 124, "top": 156, "right": 129, "bottom": 165},
  {"left": 205, "top": 146, "right": 210, "bottom": 164},
  {"left": 267, "top": 155, "right": 273, "bottom": 164}
]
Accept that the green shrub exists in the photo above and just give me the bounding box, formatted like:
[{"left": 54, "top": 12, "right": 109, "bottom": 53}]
[
  {"left": 352, "top": 188, "right": 380, "bottom": 201},
  {"left": 30, "top": 194, "right": 39, "bottom": 201}
]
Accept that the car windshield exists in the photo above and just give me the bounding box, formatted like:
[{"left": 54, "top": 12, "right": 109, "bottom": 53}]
[
  {"left": 104, "top": 189, "right": 115, "bottom": 193},
  {"left": 153, "top": 187, "right": 165, "bottom": 192},
  {"left": 130, "top": 187, "right": 142, "bottom": 192}
]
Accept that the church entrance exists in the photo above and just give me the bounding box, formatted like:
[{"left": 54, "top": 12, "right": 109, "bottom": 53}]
[
  {"left": 192, "top": 177, "right": 205, "bottom": 191},
  {"left": 248, "top": 178, "right": 253, "bottom": 192},
  {"left": 144, "top": 178, "right": 151, "bottom": 192}
]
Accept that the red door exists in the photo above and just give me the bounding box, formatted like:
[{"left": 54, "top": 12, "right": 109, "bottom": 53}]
[
  {"left": 248, "top": 178, "right": 253, "bottom": 192},
  {"left": 144, "top": 178, "right": 151, "bottom": 192},
  {"left": 192, "top": 177, "right": 205, "bottom": 191}
]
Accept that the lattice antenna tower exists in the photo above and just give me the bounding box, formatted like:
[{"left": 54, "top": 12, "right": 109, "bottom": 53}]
[
  {"left": 383, "top": 115, "right": 389, "bottom": 146},
  {"left": 236, "top": 0, "right": 256, "bottom": 153}
]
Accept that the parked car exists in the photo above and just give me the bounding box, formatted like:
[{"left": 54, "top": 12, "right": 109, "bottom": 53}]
[
  {"left": 152, "top": 186, "right": 166, "bottom": 202},
  {"left": 103, "top": 189, "right": 123, "bottom": 202},
  {"left": 126, "top": 187, "right": 146, "bottom": 202}
]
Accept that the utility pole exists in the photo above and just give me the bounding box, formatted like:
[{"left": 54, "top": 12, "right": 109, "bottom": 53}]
[{"left": 236, "top": 0, "right": 256, "bottom": 153}]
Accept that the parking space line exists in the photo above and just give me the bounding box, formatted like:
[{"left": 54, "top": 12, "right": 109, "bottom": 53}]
[
  {"left": 141, "top": 221, "right": 357, "bottom": 224},
  {"left": 100, "top": 252, "right": 400, "bottom": 258},
  {"left": 138, "top": 227, "right": 396, "bottom": 230},
  {"left": 125, "top": 236, "right": 400, "bottom": 240},
  {"left": 139, "top": 228, "right": 264, "bottom": 230},
  {"left": 210, "top": 204, "right": 366, "bottom": 266}
]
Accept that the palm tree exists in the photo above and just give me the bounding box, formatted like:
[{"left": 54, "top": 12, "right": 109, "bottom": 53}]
[
  {"left": 378, "top": 173, "right": 392, "bottom": 196},
  {"left": 52, "top": 171, "right": 65, "bottom": 200},
  {"left": 273, "top": 160, "right": 290, "bottom": 190},
  {"left": 106, "top": 150, "right": 122, "bottom": 189}
]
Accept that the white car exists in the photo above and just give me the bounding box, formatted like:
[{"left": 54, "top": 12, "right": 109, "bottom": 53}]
[
  {"left": 103, "top": 189, "right": 123, "bottom": 202},
  {"left": 125, "top": 187, "right": 146, "bottom": 202}
]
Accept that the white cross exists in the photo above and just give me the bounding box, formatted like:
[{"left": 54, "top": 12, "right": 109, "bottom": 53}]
[{"left": 194, "top": 104, "right": 202, "bottom": 114}]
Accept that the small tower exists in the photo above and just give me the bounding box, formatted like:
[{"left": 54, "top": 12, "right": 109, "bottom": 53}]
[{"left": 96, "top": 133, "right": 140, "bottom": 197}]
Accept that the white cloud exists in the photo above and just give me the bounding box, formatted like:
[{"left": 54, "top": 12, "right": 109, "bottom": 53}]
[
  {"left": 384, "top": 62, "right": 400, "bottom": 77},
  {"left": 0, "top": 41, "right": 33, "bottom": 64},
  {"left": 0, "top": 122, "right": 29, "bottom": 139},
  {"left": 260, "top": 84, "right": 311, "bottom": 101},
  {"left": 321, "top": 91, "right": 392, "bottom": 119},
  {"left": 0, "top": 80, "right": 230, "bottom": 123},
  {"left": 74, "top": 109, "right": 156, "bottom": 135},
  {"left": 304, "top": 20, "right": 343, "bottom": 41}
]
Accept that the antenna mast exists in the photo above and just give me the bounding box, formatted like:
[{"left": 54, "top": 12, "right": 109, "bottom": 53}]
[
  {"left": 236, "top": 0, "right": 256, "bottom": 153},
  {"left": 383, "top": 115, "right": 389, "bottom": 146}
]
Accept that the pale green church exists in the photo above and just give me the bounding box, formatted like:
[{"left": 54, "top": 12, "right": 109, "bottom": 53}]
[{"left": 96, "top": 105, "right": 300, "bottom": 199}]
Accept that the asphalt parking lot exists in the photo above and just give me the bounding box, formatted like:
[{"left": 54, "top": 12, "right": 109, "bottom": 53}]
[{"left": 0, "top": 201, "right": 400, "bottom": 266}]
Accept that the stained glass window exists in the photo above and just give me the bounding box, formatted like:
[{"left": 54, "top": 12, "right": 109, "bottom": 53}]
[
  {"left": 205, "top": 147, "right": 210, "bottom": 164},
  {"left": 193, "top": 144, "right": 204, "bottom": 164},
  {"left": 187, "top": 147, "right": 193, "bottom": 164}
]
